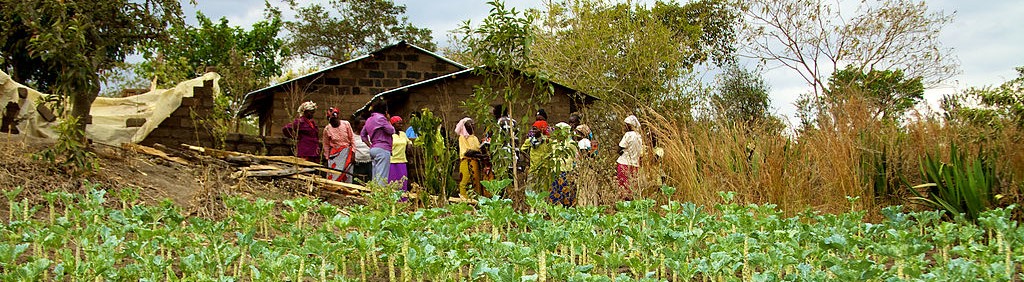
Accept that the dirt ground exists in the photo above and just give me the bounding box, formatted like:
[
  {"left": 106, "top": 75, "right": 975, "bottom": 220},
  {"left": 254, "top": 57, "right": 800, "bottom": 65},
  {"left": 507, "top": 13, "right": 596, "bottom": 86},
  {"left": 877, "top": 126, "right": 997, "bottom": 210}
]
[{"left": 0, "top": 133, "right": 362, "bottom": 219}]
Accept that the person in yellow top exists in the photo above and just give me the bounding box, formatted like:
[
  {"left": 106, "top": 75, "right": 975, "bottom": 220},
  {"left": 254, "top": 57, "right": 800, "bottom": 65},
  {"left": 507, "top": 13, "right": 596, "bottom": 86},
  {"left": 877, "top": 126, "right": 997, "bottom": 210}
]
[
  {"left": 455, "top": 117, "right": 488, "bottom": 198},
  {"left": 388, "top": 116, "right": 411, "bottom": 193},
  {"left": 547, "top": 122, "right": 579, "bottom": 207}
]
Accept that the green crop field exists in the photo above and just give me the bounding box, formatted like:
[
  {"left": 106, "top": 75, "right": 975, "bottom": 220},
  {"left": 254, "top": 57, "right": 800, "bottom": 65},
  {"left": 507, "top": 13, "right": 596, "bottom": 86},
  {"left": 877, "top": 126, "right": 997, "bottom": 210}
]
[{"left": 1, "top": 185, "right": 1021, "bottom": 281}]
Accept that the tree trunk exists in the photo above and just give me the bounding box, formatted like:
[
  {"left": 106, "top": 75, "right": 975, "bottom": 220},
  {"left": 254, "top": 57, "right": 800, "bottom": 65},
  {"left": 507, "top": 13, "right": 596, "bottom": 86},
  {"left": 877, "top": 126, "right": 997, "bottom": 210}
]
[{"left": 69, "top": 78, "right": 100, "bottom": 145}]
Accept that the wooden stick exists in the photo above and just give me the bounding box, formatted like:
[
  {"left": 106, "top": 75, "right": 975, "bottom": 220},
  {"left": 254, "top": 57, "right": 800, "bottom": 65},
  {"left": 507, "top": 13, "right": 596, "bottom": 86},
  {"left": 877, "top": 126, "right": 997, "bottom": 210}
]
[
  {"left": 238, "top": 168, "right": 315, "bottom": 178},
  {"left": 290, "top": 174, "right": 371, "bottom": 193},
  {"left": 123, "top": 143, "right": 190, "bottom": 165}
]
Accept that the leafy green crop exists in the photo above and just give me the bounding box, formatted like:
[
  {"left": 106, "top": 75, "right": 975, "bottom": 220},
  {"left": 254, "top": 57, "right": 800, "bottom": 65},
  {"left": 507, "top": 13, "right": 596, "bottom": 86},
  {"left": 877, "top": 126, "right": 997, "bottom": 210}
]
[{"left": 0, "top": 186, "right": 1020, "bottom": 281}]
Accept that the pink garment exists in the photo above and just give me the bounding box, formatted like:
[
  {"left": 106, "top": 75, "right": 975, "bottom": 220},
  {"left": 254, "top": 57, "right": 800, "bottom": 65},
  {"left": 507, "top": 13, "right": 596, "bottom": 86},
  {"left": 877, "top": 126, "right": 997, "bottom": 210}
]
[
  {"left": 455, "top": 117, "right": 472, "bottom": 137},
  {"left": 322, "top": 120, "right": 355, "bottom": 158}
]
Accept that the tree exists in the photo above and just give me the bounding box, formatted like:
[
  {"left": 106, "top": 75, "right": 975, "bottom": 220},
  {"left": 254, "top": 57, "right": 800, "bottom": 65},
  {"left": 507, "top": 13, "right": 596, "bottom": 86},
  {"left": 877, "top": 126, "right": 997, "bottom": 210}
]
[
  {"left": 712, "top": 64, "right": 772, "bottom": 125},
  {"left": 283, "top": 0, "right": 435, "bottom": 66},
  {"left": 136, "top": 7, "right": 289, "bottom": 116},
  {"left": 530, "top": 0, "right": 740, "bottom": 110},
  {"left": 741, "top": 0, "right": 956, "bottom": 98},
  {"left": 455, "top": 0, "right": 548, "bottom": 194},
  {"left": 0, "top": 0, "right": 184, "bottom": 135},
  {"left": 943, "top": 66, "right": 1024, "bottom": 128},
  {"left": 827, "top": 67, "right": 924, "bottom": 121}
]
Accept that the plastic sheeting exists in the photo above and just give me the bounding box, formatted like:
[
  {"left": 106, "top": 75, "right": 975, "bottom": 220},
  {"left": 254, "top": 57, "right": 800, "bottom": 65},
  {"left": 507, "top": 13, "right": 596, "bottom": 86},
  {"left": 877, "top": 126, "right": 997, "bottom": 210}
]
[{"left": 0, "top": 70, "right": 220, "bottom": 146}]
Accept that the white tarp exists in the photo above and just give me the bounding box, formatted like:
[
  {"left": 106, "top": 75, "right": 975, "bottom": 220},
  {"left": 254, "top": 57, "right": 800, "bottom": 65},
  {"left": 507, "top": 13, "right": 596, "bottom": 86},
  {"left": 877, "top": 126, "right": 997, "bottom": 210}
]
[{"left": 0, "top": 70, "right": 220, "bottom": 145}]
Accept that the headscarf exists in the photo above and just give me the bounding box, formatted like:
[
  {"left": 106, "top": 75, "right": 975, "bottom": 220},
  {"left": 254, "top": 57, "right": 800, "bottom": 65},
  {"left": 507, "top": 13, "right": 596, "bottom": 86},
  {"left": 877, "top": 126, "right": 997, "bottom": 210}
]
[
  {"left": 536, "top": 109, "right": 548, "bottom": 120},
  {"left": 575, "top": 124, "right": 591, "bottom": 136},
  {"left": 554, "top": 122, "right": 571, "bottom": 131},
  {"left": 532, "top": 120, "right": 549, "bottom": 135},
  {"left": 624, "top": 115, "right": 640, "bottom": 130},
  {"left": 455, "top": 117, "right": 473, "bottom": 137},
  {"left": 326, "top": 107, "right": 340, "bottom": 119},
  {"left": 298, "top": 101, "right": 317, "bottom": 113},
  {"left": 390, "top": 116, "right": 403, "bottom": 125}
]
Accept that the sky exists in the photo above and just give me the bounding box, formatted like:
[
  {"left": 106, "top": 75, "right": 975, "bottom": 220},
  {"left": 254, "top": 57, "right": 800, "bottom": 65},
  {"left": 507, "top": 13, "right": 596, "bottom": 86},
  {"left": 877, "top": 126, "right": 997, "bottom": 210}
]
[{"left": 181, "top": 0, "right": 1024, "bottom": 122}]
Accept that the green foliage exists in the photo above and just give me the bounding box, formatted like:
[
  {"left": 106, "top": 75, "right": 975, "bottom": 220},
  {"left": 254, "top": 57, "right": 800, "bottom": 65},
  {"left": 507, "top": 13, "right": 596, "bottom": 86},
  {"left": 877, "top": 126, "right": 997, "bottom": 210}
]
[
  {"left": 0, "top": 0, "right": 184, "bottom": 133},
  {"left": 943, "top": 66, "right": 1024, "bottom": 128},
  {"left": 531, "top": 0, "right": 739, "bottom": 109},
  {"left": 712, "top": 64, "right": 773, "bottom": 126},
  {"left": 531, "top": 124, "right": 577, "bottom": 190},
  {"left": 828, "top": 66, "right": 925, "bottom": 121},
  {"left": 456, "top": 0, "right": 554, "bottom": 185},
  {"left": 909, "top": 143, "right": 996, "bottom": 222},
  {"left": 409, "top": 109, "right": 457, "bottom": 198},
  {"left": 32, "top": 116, "right": 98, "bottom": 175},
  {"left": 2, "top": 187, "right": 1021, "bottom": 280},
  {"left": 283, "top": 0, "right": 435, "bottom": 65},
  {"left": 136, "top": 8, "right": 288, "bottom": 107}
]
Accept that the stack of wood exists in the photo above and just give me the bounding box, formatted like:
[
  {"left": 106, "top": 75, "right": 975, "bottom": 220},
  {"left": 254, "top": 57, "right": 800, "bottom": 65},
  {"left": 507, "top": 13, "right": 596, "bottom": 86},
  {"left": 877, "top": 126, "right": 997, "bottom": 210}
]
[{"left": 121, "top": 143, "right": 476, "bottom": 204}]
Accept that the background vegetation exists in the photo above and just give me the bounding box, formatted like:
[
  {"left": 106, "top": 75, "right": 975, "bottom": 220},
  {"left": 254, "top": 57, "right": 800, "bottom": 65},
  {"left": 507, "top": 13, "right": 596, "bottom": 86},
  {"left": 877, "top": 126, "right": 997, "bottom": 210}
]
[{"left": 1, "top": 0, "right": 1022, "bottom": 220}]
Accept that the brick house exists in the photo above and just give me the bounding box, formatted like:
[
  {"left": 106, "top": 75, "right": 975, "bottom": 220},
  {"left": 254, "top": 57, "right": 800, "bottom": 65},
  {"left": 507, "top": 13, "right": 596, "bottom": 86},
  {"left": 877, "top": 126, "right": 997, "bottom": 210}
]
[
  {"left": 237, "top": 41, "right": 467, "bottom": 136},
  {"left": 352, "top": 67, "right": 598, "bottom": 130}
]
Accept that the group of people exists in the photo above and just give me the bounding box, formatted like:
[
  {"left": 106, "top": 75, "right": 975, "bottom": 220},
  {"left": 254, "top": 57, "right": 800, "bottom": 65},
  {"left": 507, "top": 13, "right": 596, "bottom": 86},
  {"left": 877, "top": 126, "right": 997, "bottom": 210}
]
[
  {"left": 282, "top": 101, "right": 645, "bottom": 207},
  {"left": 282, "top": 101, "right": 412, "bottom": 194},
  {"left": 457, "top": 107, "right": 644, "bottom": 207}
]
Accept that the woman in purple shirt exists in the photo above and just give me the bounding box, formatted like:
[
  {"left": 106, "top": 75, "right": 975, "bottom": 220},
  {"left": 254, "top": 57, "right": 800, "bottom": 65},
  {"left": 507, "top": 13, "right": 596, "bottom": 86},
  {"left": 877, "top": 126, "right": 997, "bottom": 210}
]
[
  {"left": 283, "top": 101, "right": 320, "bottom": 162},
  {"left": 360, "top": 104, "right": 395, "bottom": 186}
]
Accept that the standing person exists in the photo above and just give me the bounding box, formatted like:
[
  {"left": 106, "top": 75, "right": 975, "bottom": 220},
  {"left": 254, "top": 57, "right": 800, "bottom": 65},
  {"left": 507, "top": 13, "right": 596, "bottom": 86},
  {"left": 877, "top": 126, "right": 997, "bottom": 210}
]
[
  {"left": 283, "top": 101, "right": 320, "bottom": 162},
  {"left": 388, "top": 116, "right": 411, "bottom": 194},
  {"left": 352, "top": 118, "right": 373, "bottom": 183},
  {"left": 533, "top": 108, "right": 549, "bottom": 135},
  {"left": 548, "top": 122, "right": 579, "bottom": 207},
  {"left": 360, "top": 105, "right": 395, "bottom": 186},
  {"left": 322, "top": 107, "right": 355, "bottom": 182},
  {"left": 616, "top": 115, "right": 644, "bottom": 201},
  {"left": 575, "top": 124, "right": 593, "bottom": 156},
  {"left": 521, "top": 124, "right": 550, "bottom": 185},
  {"left": 456, "top": 117, "right": 487, "bottom": 198}
]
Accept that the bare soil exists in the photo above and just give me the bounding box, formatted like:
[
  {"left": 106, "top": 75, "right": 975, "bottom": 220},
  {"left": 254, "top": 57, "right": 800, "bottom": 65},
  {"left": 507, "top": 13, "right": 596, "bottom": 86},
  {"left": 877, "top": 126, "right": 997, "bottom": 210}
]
[{"left": 0, "top": 133, "right": 362, "bottom": 219}]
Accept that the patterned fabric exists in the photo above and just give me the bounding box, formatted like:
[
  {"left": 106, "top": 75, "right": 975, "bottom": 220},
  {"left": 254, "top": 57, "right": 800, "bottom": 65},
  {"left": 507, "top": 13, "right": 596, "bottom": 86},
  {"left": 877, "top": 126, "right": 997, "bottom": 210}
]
[
  {"left": 388, "top": 163, "right": 408, "bottom": 192},
  {"left": 459, "top": 158, "right": 482, "bottom": 198},
  {"left": 322, "top": 121, "right": 354, "bottom": 159},
  {"left": 297, "top": 101, "right": 317, "bottom": 112},
  {"left": 548, "top": 171, "right": 576, "bottom": 207},
  {"left": 326, "top": 147, "right": 353, "bottom": 183},
  {"left": 616, "top": 164, "right": 638, "bottom": 200}
]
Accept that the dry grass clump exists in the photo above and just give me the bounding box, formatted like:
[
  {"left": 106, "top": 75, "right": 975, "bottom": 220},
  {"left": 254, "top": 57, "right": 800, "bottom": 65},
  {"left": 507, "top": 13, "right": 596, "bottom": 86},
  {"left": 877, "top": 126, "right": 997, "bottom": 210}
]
[{"left": 630, "top": 91, "right": 1024, "bottom": 218}]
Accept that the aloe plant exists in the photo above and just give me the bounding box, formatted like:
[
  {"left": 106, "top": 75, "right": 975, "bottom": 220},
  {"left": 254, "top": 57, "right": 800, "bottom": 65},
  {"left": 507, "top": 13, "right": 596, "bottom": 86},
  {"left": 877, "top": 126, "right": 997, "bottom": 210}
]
[{"left": 910, "top": 143, "right": 997, "bottom": 221}]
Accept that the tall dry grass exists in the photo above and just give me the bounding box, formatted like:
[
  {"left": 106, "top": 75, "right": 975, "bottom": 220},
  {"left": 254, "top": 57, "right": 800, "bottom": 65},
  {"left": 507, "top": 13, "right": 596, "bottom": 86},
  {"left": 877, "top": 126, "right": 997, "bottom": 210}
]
[{"left": 625, "top": 90, "right": 1024, "bottom": 217}]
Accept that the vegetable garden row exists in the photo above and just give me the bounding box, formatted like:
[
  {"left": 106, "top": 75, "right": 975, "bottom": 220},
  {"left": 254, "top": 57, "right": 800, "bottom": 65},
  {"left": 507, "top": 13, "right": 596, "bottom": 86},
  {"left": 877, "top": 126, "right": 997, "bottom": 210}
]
[{"left": 1, "top": 185, "right": 1021, "bottom": 281}]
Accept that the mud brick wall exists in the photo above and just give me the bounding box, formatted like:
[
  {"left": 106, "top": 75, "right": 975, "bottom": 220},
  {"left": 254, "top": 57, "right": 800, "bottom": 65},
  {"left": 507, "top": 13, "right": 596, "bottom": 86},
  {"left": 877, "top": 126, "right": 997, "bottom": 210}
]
[
  {"left": 386, "top": 75, "right": 583, "bottom": 131},
  {"left": 137, "top": 79, "right": 297, "bottom": 156},
  {"left": 263, "top": 45, "right": 465, "bottom": 137},
  {"left": 141, "top": 79, "right": 218, "bottom": 148}
]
